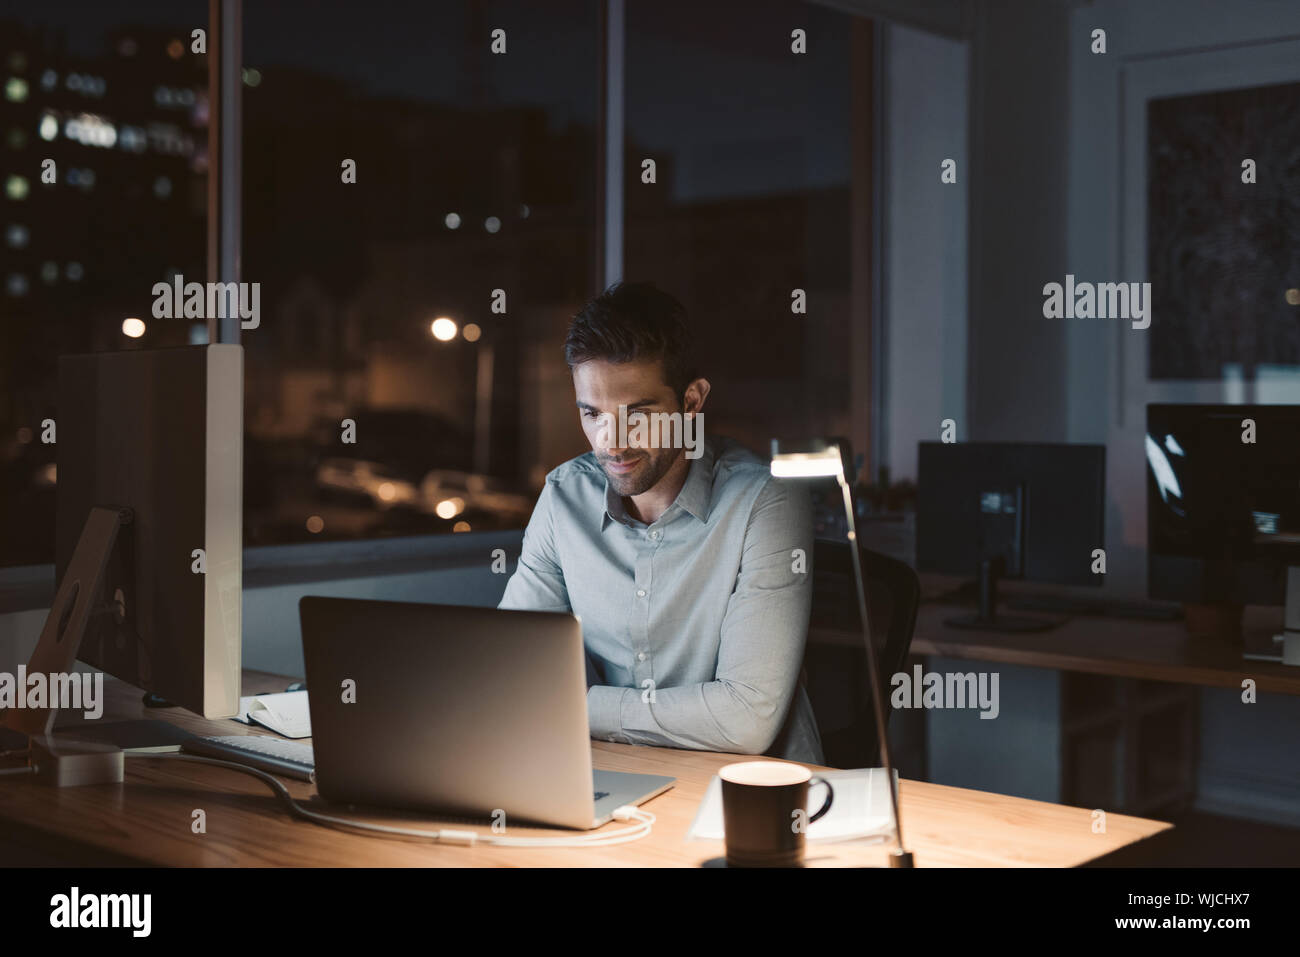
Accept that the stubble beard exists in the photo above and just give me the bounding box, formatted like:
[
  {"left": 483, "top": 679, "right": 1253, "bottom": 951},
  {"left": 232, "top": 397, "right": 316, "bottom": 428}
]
[{"left": 601, "top": 446, "right": 682, "bottom": 497}]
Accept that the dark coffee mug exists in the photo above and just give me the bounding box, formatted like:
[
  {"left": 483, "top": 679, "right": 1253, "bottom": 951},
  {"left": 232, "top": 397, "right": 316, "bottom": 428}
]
[{"left": 718, "top": 761, "right": 834, "bottom": 867}]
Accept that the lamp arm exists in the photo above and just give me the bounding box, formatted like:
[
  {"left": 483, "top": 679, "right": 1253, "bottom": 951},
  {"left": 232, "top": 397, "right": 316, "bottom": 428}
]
[{"left": 839, "top": 475, "right": 912, "bottom": 866}]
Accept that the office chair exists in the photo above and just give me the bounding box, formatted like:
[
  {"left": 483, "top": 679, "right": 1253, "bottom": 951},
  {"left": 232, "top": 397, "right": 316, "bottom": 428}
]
[{"left": 806, "top": 537, "right": 921, "bottom": 768}]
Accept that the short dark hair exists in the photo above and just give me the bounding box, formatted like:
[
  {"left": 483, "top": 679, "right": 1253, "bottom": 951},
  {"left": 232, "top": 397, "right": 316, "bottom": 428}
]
[{"left": 564, "top": 281, "right": 698, "bottom": 400}]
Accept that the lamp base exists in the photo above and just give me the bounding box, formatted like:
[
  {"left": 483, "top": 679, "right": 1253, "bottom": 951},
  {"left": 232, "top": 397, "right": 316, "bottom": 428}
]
[{"left": 889, "top": 849, "right": 915, "bottom": 868}]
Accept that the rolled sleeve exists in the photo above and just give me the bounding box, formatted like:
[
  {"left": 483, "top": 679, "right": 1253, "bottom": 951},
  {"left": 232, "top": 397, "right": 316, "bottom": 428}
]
[{"left": 587, "top": 685, "right": 633, "bottom": 741}]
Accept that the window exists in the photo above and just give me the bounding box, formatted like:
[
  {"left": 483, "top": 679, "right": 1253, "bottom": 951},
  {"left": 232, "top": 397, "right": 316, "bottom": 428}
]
[
  {"left": 0, "top": 2, "right": 208, "bottom": 566},
  {"left": 1, "top": 0, "right": 876, "bottom": 565},
  {"left": 1148, "top": 81, "right": 1300, "bottom": 381},
  {"left": 241, "top": 0, "right": 600, "bottom": 545},
  {"left": 624, "top": 0, "right": 868, "bottom": 457}
]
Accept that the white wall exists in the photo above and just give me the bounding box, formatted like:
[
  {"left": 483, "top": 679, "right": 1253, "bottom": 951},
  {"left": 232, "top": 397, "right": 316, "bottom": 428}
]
[
  {"left": 1067, "top": 0, "right": 1300, "bottom": 599},
  {"left": 882, "top": 22, "right": 968, "bottom": 480},
  {"left": 1066, "top": 0, "right": 1300, "bottom": 827},
  {"left": 917, "top": 0, "right": 1300, "bottom": 829}
]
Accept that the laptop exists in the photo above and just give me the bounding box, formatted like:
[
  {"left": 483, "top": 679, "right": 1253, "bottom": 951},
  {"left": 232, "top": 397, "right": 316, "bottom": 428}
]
[{"left": 298, "top": 596, "right": 675, "bottom": 830}]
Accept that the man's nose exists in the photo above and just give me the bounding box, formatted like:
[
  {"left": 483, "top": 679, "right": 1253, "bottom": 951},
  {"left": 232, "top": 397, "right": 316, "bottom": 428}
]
[{"left": 593, "top": 411, "right": 620, "bottom": 451}]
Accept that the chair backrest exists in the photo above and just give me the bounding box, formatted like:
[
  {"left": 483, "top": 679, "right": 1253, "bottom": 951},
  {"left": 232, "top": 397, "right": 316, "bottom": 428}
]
[{"left": 810, "top": 538, "right": 921, "bottom": 764}]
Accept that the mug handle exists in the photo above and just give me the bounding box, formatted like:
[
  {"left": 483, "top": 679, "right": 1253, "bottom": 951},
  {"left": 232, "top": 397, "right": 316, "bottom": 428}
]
[{"left": 807, "top": 776, "right": 834, "bottom": 824}]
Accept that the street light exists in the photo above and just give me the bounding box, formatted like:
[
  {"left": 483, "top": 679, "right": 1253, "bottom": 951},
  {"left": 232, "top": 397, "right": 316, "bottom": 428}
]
[
  {"left": 429, "top": 316, "right": 493, "bottom": 475},
  {"left": 430, "top": 317, "right": 457, "bottom": 341}
]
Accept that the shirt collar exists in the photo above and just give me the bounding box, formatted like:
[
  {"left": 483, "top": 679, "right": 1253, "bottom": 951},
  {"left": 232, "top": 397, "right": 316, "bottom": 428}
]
[
  {"left": 600, "top": 435, "right": 716, "bottom": 530},
  {"left": 672, "top": 435, "right": 715, "bottom": 522},
  {"left": 601, "top": 481, "right": 625, "bottom": 530}
]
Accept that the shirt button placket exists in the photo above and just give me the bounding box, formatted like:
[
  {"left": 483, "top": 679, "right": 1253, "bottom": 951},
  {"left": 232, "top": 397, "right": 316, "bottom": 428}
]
[{"left": 634, "top": 533, "right": 653, "bottom": 687}]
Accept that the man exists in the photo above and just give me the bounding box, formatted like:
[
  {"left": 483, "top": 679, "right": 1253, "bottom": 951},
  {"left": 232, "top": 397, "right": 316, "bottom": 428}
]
[{"left": 499, "top": 281, "right": 824, "bottom": 764}]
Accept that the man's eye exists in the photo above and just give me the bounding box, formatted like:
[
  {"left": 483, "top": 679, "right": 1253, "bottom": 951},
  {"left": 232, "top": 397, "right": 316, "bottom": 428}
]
[{"left": 583, "top": 410, "right": 601, "bottom": 419}]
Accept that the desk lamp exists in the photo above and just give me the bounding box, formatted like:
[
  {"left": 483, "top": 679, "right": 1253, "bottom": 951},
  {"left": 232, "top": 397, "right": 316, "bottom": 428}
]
[{"left": 770, "top": 438, "right": 914, "bottom": 867}]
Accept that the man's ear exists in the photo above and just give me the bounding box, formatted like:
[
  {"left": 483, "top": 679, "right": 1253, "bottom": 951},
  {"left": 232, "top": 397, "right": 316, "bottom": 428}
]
[{"left": 683, "top": 377, "right": 711, "bottom": 414}]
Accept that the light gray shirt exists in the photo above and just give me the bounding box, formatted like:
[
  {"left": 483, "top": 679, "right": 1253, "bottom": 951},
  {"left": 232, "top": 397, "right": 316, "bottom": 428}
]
[{"left": 499, "top": 434, "right": 824, "bottom": 765}]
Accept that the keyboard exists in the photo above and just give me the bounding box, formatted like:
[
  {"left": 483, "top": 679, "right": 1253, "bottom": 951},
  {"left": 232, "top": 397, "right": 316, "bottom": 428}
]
[{"left": 182, "top": 734, "right": 315, "bottom": 782}]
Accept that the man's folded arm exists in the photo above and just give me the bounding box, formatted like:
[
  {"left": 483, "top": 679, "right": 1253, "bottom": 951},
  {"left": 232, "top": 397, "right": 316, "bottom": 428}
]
[{"left": 588, "top": 476, "right": 813, "bottom": 753}]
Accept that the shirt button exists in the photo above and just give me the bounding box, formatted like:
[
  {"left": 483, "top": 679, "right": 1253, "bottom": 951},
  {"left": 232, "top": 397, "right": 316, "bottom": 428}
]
[
  {"left": 649, "top": 529, "right": 661, "bottom": 541},
  {"left": 636, "top": 589, "right": 646, "bottom": 598},
  {"left": 637, "top": 652, "right": 646, "bottom": 661}
]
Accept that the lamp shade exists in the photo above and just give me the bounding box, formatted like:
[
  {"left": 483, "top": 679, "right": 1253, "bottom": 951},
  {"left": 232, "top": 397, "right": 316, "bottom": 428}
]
[
  {"left": 769, "top": 453, "right": 842, "bottom": 479},
  {"left": 769, "top": 439, "right": 847, "bottom": 480}
]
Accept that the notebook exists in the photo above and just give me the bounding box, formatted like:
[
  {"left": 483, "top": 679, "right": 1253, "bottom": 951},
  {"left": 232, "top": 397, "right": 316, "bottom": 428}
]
[
  {"left": 685, "top": 767, "right": 897, "bottom": 843},
  {"left": 231, "top": 691, "right": 311, "bottom": 739}
]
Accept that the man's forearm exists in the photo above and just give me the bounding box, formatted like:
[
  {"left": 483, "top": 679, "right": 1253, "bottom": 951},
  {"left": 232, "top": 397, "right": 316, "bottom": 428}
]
[{"left": 587, "top": 679, "right": 792, "bottom": 754}]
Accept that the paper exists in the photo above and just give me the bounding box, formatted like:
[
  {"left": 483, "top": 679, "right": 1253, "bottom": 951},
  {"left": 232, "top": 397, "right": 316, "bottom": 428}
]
[
  {"left": 685, "top": 767, "right": 897, "bottom": 843},
  {"left": 232, "top": 691, "right": 311, "bottom": 739}
]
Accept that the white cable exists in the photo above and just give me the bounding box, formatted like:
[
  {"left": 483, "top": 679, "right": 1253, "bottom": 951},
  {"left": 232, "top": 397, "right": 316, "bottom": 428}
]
[{"left": 128, "top": 753, "right": 655, "bottom": 847}]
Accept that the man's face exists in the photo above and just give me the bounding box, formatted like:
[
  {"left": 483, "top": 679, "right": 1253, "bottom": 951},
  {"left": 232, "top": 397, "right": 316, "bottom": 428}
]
[{"left": 573, "top": 358, "right": 685, "bottom": 497}]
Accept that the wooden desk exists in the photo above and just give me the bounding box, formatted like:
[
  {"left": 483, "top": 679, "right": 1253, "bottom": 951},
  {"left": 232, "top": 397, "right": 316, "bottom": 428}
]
[
  {"left": 0, "top": 670, "right": 1171, "bottom": 867},
  {"left": 813, "top": 602, "right": 1300, "bottom": 694}
]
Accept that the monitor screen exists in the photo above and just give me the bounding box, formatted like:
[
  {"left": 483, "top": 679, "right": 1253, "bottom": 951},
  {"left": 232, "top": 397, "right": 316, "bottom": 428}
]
[
  {"left": 917, "top": 442, "right": 1106, "bottom": 587},
  {"left": 1146, "top": 404, "right": 1300, "bottom": 605}
]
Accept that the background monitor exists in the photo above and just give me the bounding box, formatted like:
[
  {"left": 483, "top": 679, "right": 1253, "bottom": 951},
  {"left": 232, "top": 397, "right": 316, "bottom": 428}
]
[
  {"left": 917, "top": 441, "right": 1106, "bottom": 630},
  {"left": 1146, "top": 403, "right": 1300, "bottom": 607},
  {"left": 54, "top": 344, "right": 243, "bottom": 720}
]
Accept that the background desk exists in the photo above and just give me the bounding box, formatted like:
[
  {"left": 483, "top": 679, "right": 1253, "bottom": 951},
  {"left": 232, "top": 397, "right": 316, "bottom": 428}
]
[
  {"left": 0, "top": 670, "right": 1170, "bottom": 867},
  {"left": 809, "top": 599, "right": 1297, "bottom": 822},
  {"left": 814, "top": 602, "right": 1300, "bottom": 694}
]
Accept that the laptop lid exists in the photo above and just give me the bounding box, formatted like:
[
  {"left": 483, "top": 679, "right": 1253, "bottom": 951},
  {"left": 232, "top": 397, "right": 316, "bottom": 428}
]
[{"left": 299, "top": 596, "right": 597, "bottom": 830}]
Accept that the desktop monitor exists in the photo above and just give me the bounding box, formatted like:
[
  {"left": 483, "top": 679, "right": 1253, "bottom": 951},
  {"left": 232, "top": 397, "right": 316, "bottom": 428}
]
[
  {"left": 917, "top": 441, "right": 1107, "bottom": 631},
  {"left": 1146, "top": 404, "right": 1300, "bottom": 609},
  {"left": 50, "top": 345, "right": 243, "bottom": 723}
]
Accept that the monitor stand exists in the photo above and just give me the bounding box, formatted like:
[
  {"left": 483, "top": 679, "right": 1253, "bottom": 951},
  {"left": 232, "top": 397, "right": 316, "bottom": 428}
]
[
  {"left": 1234, "top": 567, "right": 1300, "bottom": 667},
  {"left": 945, "top": 557, "right": 1063, "bottom": 633},
  {"left": 0, "top": 506, "right": 182, "bottom": 786},
  {"left": 1280, "top": 567, "right": 1300, "bottom": 666}
]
